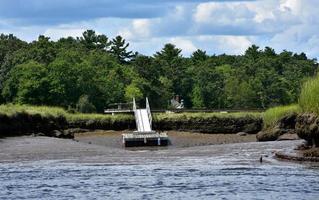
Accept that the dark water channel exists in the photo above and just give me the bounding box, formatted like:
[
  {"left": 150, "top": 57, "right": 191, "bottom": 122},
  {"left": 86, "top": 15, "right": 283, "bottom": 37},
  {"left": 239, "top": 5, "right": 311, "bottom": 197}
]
[{"left": 0, "top": 140, "right": 319, "bottom": 200}]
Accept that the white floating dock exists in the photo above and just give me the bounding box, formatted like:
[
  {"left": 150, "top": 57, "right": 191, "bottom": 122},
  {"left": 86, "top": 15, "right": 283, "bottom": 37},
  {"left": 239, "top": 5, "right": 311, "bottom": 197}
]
[{"left": 122, "top": 98, "right": 169, "bottom": 147}]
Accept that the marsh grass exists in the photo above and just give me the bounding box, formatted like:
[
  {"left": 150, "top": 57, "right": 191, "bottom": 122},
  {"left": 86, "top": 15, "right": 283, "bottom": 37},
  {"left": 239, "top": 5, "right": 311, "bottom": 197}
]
[
  {"left": 154, "top": 112, "right": 262, "bottom": 121},
  {"left": 0, "top": 104, "right": 67, "bottom": 117},
  {"left": 263, "top": 104, "right": 301, "bottom": 128},
  {"left": 0, "top": 104, "right": 133, "bottom": 122},
  {"left": 65, "top": 113, "right": 133, "bottom": 123},
  {"left": 0, "top": 104, "right": 261, "bottom": 123},
  {"left": 299, "top": 76, "right": 319, "bottom": 115}
]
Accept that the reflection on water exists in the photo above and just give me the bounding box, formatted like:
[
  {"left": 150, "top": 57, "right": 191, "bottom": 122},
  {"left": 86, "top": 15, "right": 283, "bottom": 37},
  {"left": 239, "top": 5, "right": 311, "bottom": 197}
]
[{"left": 1, "top": 142, "right": 319, "bottom": 200}]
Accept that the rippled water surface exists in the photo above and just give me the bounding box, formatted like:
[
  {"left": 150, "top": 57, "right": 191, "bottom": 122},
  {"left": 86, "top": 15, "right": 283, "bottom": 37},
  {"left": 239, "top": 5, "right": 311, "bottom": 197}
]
[{"left": 1, "top": 141, "right": 319, "bottom": 200}]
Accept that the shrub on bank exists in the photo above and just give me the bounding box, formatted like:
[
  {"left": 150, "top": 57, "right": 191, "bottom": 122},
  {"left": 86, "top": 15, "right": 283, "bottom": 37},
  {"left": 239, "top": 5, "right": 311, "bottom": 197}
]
[
  {"left": 263, "top": 104, "right": 301, "bottom": 128},
  {"left": 299, "top": 75, "right": 319, "bottom": 115}
]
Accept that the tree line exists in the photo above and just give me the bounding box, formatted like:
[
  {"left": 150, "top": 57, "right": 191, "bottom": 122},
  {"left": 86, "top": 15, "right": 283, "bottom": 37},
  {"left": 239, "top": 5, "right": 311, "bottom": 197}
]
[{"left": 0, "top": 30, "right": 317, "bottom": 112}]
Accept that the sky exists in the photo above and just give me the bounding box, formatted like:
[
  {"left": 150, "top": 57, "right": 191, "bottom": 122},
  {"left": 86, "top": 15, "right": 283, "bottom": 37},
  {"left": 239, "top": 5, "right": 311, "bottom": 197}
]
[{"left": 0, "top": 0, "right": 318, "bottom": 58}]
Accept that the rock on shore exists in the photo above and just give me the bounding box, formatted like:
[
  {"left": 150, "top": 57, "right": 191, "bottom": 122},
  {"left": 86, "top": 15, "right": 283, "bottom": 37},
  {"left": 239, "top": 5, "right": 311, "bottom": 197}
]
[{"left": 256, "top": 114, "right": 297, "bottom": 141}]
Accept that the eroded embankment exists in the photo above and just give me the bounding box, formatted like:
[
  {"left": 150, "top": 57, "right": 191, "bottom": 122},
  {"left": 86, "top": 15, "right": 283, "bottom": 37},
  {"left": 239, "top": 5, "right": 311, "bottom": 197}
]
[
  {"left": 256, "top": 114, "right": 297, "bottom": 141},
  {"left": 256, "top": 112, "right": 319, "bottom": 161},
  {"left": 256, "top": 112, "right": 319, "bottom": 147},
  {"left": 295, "top": 113, "right": 319, "bottom": 147},
  {"left": 0, "top": 112, "right": 262, "bottom": 138},
  {"left": 0, "top": 113, "right": 67, "bottom": 137},
  {"left": 153, "top": 116, "right": 262, "bottom": 134}
]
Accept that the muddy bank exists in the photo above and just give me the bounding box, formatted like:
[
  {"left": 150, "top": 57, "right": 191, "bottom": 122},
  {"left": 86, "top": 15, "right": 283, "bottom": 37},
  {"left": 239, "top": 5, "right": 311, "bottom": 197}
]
[
  {"left": 295, "top": 113, "right": 319, "bottom": 147},
  {"left": 275, "top": 151, "right": 319, "bottom": 162},
  {"left": 0, "top": 112, "right": 67, "bottom": 137},
  {"left": 0, "top": 135, "right": 301, "bottom": 163},
  {"left": 256, "top": 112, "right": 319, "bottom": 147},
  {"left": 256, "top": 112, "right": 319, "bottom": 161},
  {"left": 68, "top": 118, "right": 135, "bottom": 131},
  {"left": 69, "top": 115, "right": 263, "bottom": 134},
  {"left": 257, "top": 114, "right": 297, "bottom": 141},
  {"left": 154, "top": 116, "right": 262, "bottom": 134},
  {"left": 0, "top": 112, "right": 262, "bottom": 138}
]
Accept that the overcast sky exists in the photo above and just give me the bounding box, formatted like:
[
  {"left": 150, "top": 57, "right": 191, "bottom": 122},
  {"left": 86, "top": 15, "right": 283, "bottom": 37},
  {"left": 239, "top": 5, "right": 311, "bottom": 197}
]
[{"left": 0, "top": 0, "right": 318, "bottom": 58}]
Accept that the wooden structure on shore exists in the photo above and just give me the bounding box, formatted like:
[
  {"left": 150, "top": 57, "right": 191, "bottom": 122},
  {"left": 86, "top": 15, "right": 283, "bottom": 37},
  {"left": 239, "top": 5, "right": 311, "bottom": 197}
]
[{"left": 122, "top": 98, "right": 169, "bottom": 147}]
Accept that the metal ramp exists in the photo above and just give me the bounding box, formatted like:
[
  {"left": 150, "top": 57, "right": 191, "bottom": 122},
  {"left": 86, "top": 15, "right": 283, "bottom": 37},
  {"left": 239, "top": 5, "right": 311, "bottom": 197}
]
[
  {"left": 134, "top": 97, "right": 153, "bottom": 132},
  {"left": 135, "top": 109, "right": 151, "bottom": 132},
  {"left": 122, "top": 98, "right": 168, "bottom": 147}
]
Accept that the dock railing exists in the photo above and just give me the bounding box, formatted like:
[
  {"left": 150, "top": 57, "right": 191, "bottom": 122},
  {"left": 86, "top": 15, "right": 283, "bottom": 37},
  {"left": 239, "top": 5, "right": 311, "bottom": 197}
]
[
  {"left": 132, "top": 97, "right": 139, "bottom": 132},
  {"left": 146, "top": 97, "right": 152, "bottom": 130}
]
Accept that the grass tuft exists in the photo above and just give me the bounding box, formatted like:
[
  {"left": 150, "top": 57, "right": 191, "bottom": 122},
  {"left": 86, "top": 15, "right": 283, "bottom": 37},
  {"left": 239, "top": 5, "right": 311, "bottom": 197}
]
[
  {"left": 263, "top": 104, "right": 301, "bottom": 128},
  {"left": 299, "top": 75, "right": 319, "bottom": 115}
]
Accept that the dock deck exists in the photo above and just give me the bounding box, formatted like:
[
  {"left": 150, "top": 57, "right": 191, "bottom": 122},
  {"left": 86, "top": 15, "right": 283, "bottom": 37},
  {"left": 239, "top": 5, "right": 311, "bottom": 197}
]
[{"left": 122, "top": 132, "right": 169, "bottom": 147}]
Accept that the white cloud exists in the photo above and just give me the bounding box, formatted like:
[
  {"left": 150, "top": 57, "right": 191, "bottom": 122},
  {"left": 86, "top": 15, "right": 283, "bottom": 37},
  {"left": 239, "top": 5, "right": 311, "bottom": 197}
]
[
  {"left": 170, "top": 37, "right": 197, "bottom": 55},
  {"left": 194, "top": 2, "right": 254, "bottom": 25},
  {"left": 269, "top": 24, "right": 319, "bottom": 58},
  {"left": 279, "top": 0, "right": 301, "bottom": 14},
  {"left": 172, "top": 5, "right": 187, "bottom": 20},
  {"left": 132, "top": 19, "right": 151, "bottom": 38},
  {"left": 245, "top": 1, "right": 276, "bottom": 23},
  {"left": 118, "top": 19, "right": 152, "bottom": 41},
  {"left": 217, "top": 36, "right": 252, "bottom": 54},
  {"left": 44, "top": 27, "right": 85, "bottom": 40},
  {"left": 196, "top": 35, "right": 252, "bottom": 55}
]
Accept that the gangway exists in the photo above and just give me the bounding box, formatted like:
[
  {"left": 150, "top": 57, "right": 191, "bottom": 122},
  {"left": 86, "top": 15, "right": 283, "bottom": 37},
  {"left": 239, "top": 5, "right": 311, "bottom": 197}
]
[{"left": 122, "top": 98, "right": 169, "bottom": 147}]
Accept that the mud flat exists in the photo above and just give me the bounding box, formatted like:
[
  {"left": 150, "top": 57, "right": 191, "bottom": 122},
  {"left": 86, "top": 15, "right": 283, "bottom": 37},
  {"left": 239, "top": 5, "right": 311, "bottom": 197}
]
[
  {"left": 0, "top": 131, "right": 303, "bottom": 164},
  {"left": 75, "top": 130, "right": 257, "bottom": 149}
]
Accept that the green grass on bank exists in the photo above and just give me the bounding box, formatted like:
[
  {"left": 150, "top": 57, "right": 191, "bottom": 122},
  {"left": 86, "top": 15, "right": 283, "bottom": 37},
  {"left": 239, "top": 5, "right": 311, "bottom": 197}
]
[
  {"left": 0, "top": 104, "right": 133, "bottom": 122},
  {"left": 0, "top": 104, "right": 262, "bottom": 123},
  {"left": 0, "top": 104, "right": 67, "bottom": 117},
  {"left": 263, "top": 104, "right": 301, "bottom": 128},
  {"left": 299, "top": 75, "right": 319, "bottom": 115},
  {"left": 154, "top": 111, "right": 262, "bottom": 121},
  {"left": 65, "top": 113, "right": 133, "bottom": 123}
]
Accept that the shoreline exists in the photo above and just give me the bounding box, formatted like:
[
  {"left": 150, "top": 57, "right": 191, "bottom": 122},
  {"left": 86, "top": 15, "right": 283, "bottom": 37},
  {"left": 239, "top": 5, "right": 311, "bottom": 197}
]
[
  {"left": 75, "top": 130, "right": 257, "bottom": 149},
  {"left": 0, "top": 131, "right": 312, "bottom": 164},
  {"left": 0, "top": 105, "right": 263, "bottom": 138},
  {"left": 275, "top": 151, "right": 319, "bottom": 162}
]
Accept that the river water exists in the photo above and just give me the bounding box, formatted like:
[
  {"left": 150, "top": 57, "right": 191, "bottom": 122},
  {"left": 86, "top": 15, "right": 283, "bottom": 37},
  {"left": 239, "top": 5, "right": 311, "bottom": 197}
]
[{"left": 0, "top": 139, "right": 319, "bottom": 200}]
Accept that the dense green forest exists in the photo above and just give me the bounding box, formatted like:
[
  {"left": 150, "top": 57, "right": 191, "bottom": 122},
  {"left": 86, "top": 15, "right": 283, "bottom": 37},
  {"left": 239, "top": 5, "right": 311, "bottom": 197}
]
[{"left": 0, "top": 30, "right": 317, "bottom": 112}]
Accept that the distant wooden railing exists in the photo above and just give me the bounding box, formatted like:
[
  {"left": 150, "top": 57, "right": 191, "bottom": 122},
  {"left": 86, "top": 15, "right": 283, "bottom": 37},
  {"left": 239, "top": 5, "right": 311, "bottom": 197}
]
[{"left": 104, "top": 108, "right": 265, "bottom": 114}]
